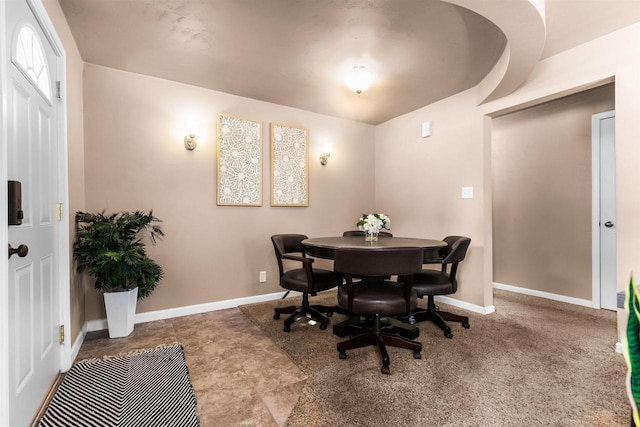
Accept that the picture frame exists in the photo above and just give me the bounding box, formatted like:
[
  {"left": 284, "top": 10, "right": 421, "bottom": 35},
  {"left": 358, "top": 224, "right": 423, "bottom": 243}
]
[
  {"left": 216, "top": 113, "right": 262, "bottom": 206},
  {"left": 270, "top": 123, "right": 309, "bottom": 207}
]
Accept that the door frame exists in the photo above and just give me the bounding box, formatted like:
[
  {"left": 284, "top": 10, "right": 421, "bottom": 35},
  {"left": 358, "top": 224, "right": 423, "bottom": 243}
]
[
  {"left": 591, "top": 110, "right": 616, "bottom": 309},
  {"left": 0, "top": 0, "right": 70, "bottom": 423}
]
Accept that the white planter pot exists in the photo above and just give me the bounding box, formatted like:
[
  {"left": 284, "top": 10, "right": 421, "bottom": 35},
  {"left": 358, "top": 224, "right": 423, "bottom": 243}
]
[{"left": 103, "top": 287, "right": 138, "bottom": 338}]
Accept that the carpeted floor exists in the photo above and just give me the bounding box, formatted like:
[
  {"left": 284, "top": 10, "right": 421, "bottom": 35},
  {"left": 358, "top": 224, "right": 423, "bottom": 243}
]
[{"left": 239, "top": 289, "right": 629, "bottom": 426}]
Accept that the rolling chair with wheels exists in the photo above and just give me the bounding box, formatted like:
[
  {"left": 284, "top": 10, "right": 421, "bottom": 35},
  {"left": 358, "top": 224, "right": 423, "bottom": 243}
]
[
  {"left": 333, "top": 247, "right": 423, "bottom": 374},
  {"left": 406, "top": 235, "right": 471, "bottom": 339},
  {"left": 271, "top": 234, "right": 342, "bottom": 332}
]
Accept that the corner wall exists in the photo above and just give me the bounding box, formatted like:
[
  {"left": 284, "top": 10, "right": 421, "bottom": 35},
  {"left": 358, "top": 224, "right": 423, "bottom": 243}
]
[
  {"left": 375, "top": 89, "right": 488, "bottom": 308},
  {"left": 375, "top": 22, "right": 640, "bottom": 340},
  {"left": 82, "top": 64, "right": 376, "bottom": 321}
]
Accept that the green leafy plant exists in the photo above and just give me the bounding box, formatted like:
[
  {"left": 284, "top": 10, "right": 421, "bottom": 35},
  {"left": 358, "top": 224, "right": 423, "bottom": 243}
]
[
  {"left": 73, "top": 211, "right": 164, "bottom": 300},
  {"left": 624, "top": 274, "right": 640, "bottom": 426}
]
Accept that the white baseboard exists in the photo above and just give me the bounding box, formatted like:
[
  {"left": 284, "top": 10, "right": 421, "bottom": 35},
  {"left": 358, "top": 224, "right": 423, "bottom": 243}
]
[
  {"left": 70, "top": 324, "right": 87, "bottom": 365},
  {"left": 434, "top": 295, "right": 496, "bottom": 315},
  {"left": 85, "top": 290, "right": 295, "bottom": 333},
  {"left": 493, "top": 282, "right": 594, "bottom": 308}
]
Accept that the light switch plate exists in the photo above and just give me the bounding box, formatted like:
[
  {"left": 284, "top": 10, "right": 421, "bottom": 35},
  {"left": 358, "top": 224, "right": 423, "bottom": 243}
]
[
  {"left": 259, "top": 271, "right": 267, "bottom": 282},
  {"left": 461, "top": 187, "right": 473, "bottom": 199}
]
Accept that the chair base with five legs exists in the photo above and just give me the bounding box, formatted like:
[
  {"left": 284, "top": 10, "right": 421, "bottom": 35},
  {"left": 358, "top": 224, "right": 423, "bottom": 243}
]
[
  {"left": 273, "top": 292, "right": 334, "bottom": 332},
  {"left": 409, "top": 295, "right": 470, "bottom": 338},
  {"left": 337, "top": 313, "right": 422, "bottom": 374}
]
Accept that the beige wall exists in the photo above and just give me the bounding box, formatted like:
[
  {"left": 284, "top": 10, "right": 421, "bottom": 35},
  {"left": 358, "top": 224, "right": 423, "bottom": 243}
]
[
  {"left": 82, "top": 64, "right": 376, "bottom": 320},
  {"left": 375, "top": 22, "right": 640, "bottom": 328},
  {"left": 42, "top": 0, "right": 86, "bottom": 343},
  {"left": 43, "top": 4, "right": 640, "bottom": 341},
  {"left": 479, "top": 23, "right": 640, "bottom": 339},
  {"left": 492, "top": 85, "right": 615, "bottom": 300},
  {"left": 375, "top": 89, "right": 489, "bottom": 307}
]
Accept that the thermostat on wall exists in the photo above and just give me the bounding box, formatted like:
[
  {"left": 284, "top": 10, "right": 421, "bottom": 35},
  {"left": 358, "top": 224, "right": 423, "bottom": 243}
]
[{"left": 421, "top": 121, "right": 432, "bottom": 138}]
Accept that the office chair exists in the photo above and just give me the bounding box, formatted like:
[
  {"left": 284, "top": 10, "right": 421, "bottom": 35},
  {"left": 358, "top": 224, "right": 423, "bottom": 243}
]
[
  {"left": 406, "top": 235, "right": 471, "bottom": 339},
  {"left": 271, "top": 234, "right": 342, "bottom": 332},
  {"left": 333, "top": 247, "right": 423, "bottom": 374}
]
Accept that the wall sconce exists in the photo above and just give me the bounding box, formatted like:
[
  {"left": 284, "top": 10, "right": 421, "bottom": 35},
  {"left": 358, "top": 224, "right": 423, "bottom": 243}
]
[
  {"left": 319, "top": 143, "right": 332, "bottom": 166},
  {"left": 319, "top": 152, "right": 331, "bottom": 166},
  {"left": 184, "top": 133, "right": 197, "bottom": 150},
  {"left": 184, "top": 120, "right": 198, "bottom": 150}
]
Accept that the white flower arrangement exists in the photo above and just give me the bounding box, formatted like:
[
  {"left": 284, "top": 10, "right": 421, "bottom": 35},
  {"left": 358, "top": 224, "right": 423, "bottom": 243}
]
[{"left": 357, "top": 213, "right": 391, "bottom": 234}]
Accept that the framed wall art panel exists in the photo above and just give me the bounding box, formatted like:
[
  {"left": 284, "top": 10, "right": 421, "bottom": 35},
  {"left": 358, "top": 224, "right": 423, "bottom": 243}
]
[
  {"left": 216, "top": 114, "right": 262, "bottom": 206},
  {"left": 270, "top": 123, "right": 309, "bottom": 207}
]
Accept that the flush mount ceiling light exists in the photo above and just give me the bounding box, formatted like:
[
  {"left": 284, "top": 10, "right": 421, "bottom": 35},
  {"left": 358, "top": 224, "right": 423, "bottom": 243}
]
[{"left": 345, "top": 65, "right": 375, "bottom": 95}]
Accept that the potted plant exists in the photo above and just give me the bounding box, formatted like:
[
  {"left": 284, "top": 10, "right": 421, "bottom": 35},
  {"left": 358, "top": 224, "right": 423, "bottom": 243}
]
[
  {"left": 624, "top": 275, "right": 640, "bottom": 426},
  {"left": 73, "top": 211, "right": 164, "bottom": 338}
]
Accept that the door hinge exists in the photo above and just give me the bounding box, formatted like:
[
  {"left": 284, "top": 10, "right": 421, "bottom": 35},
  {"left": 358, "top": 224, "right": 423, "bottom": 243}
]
[
  {"left": 59, "top": 325, "right": 65, "bottom": 344},
  {"left": 56, "top": 81, "right": 62, "bottom": 99},
  {"left": 55, "top": 203, "right": 63, "bottom": 221}
]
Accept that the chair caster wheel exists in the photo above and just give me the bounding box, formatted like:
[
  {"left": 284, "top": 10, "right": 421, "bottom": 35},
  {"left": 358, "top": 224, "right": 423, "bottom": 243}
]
[
  {"left": 381, "top": 366, "right": 390, "bottom": 375},
  {"left": 320, "top": 323, "right": 328, "bottom": 330},
  {"left": 273, "top": 312, "right": 280, "bottom": 320},
  {"left": 462, "top": 322, "right": 470, "bottom": 328},
  {"left": 339, "top": 351, "right": 347, "bottom": 359},
  {"left": 413, "top": 351, "right": 422, "bottom": 359},
  {"left": 326, "top": 312, "right": 333, "bottom": 317},
  {"left": 283, "top": 324, "right": 291, "bottom": 332},
  {"left": 444, "top": 332, "right": 453, "bottom": 339}
]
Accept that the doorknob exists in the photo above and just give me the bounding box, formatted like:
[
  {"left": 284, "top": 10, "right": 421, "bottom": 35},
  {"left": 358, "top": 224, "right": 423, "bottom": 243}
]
[
  {"left": 604, "top": 221, "right": 614, "bottom": 228},
  {"left": 8, "top": 243, "right": 28, "bottom": 259}
]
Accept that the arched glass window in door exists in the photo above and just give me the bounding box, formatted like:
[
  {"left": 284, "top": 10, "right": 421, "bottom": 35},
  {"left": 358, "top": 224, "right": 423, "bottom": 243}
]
[{"left": 13, "top": 25, "right": 52, "bottom": 102}]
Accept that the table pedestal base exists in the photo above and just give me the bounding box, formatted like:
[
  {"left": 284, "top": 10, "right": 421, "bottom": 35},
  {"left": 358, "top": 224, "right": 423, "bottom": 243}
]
[{"left": 332, "top": 315, "right": 419, "bottom": 339}]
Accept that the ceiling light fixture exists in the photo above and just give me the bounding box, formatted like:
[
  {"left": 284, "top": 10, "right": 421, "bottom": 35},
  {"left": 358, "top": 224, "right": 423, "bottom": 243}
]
[{"left": 345, "top": 65, "right": 375, "bottom": 95}]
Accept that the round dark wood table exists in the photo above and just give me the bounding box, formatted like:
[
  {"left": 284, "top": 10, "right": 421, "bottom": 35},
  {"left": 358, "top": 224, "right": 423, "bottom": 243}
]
[
  {"left": 302, "top": 236, "right": 446, "bottom": 260},
  {"left": 301, "top": 236, "right": 446, "bottom": 339}
]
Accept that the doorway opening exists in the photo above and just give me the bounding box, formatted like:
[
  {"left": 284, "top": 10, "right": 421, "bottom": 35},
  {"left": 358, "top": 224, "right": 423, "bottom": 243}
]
[{"left": 491, "top": 84, "right": 615, "bottom": 309}]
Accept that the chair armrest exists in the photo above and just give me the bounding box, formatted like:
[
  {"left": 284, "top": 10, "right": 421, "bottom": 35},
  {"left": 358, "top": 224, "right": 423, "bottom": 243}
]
[
  {"left": 282, "top": 254, "right": 314, "bottom": 264},
  {"left": 282, "top": 253, "right": 316, "bottom": 292}
]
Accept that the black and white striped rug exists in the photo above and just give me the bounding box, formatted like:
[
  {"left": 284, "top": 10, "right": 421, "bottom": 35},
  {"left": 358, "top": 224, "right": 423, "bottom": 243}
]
[{"left": 38, "top": 343, "right": 199, "bottom": 427}]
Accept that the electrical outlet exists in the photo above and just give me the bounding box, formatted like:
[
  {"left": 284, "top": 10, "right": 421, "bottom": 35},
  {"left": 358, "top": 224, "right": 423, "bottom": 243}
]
[{"left": 259, "top": 271, "right": 267, "bottom": 283}]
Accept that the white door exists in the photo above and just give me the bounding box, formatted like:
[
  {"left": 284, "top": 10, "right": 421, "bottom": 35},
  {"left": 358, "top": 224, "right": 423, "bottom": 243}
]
[
  {"left": 592, "top": 111, "right": 616, "bottom": 311},
  {"left": 6, "top": 0, "right": 62, "bottom": 425}
]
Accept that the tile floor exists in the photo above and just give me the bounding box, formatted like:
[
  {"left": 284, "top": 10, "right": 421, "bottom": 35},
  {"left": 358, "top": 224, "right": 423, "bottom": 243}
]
[{"left": 76, "top": 307, "right": 306, "bottom": 426}]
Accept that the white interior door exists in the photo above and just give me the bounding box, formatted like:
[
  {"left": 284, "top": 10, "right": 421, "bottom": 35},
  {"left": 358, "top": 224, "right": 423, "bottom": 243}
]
[
  {"left": 6, "top": 0, "right": 62, "bottom": 425},
  {"left": 592, "top": 110, "right": 616, "bottom": 311}
]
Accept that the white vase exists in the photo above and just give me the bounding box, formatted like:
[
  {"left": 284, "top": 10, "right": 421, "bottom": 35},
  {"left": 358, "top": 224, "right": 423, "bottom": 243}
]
[{"left": 103, "top": 287, "right": 138, "bottom": 338}]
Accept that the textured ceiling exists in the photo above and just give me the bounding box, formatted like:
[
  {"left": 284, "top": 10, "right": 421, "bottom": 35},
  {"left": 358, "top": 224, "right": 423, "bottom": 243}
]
[{"left": 58, "top": 0, "right": 640, "bottom": 125}]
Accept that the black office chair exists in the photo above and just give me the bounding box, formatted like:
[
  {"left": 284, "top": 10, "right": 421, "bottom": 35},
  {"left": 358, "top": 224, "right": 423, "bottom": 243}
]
[
  {"left": 342, "top": 230, "right": 393, "bottom": 237},
  {"left": 406, "top": 236, "right": 471, "bottom": 339},
  {"left": 333, "top": 247, "right": 423, "bottom": 374},
  {"left": 271, "top": 234, "right": 342, "bottom": 332}
]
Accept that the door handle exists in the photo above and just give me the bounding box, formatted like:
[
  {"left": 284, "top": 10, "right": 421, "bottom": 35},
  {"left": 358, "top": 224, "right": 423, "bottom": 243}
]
[
  {"left": 604, "top": 221, "right": 614, "bottom": 228},
  {"left": 8, "top": 243, "right": 28, "bottom": 259}
]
